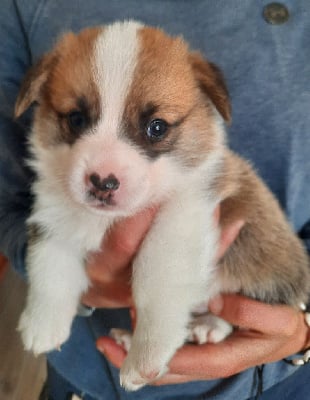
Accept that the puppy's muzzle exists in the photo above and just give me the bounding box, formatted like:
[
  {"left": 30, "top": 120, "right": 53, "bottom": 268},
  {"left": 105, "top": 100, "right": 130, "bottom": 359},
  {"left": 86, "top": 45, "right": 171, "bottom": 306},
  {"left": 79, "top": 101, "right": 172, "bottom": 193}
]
[{"left": 87, "top": 173, "right": 120, "bottom": 206}]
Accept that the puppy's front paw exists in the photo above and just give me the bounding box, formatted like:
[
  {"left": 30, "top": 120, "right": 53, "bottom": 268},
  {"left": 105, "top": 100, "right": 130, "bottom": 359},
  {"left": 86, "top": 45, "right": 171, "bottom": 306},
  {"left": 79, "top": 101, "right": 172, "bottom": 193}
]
[
  {"left": 111, "top": 332, "right": 169, "bottom": 391},
  {"left": 111, "top": 329, "right": 163, "bottom": 390},
  {"left": 188, "top": 314, "right": 233, "bottom": 344},
  {"left": 120, "top": 349, "right": 168, "bottom": 391},
  {"left": 18, "top": 304, "right": 72, "bottom": 354}
]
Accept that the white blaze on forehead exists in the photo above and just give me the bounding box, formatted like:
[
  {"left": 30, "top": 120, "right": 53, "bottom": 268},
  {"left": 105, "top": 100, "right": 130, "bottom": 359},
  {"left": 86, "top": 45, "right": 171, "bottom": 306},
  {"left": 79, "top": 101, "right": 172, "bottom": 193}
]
[{"left": 93, "top": 21, "right": 143, "bottom": 134}]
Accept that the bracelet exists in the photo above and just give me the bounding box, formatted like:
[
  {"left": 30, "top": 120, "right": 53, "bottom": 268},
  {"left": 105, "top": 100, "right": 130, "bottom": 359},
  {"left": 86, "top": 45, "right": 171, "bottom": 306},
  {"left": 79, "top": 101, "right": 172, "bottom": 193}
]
[{"left": 283, "top": 302, "right": 310, "bottom": 366}]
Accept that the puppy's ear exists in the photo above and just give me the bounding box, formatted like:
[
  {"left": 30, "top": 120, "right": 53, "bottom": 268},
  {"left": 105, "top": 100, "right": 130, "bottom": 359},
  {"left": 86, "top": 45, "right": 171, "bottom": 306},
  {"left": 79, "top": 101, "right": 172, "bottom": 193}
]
[
  {"left": 189, "top": 52, "right": 231, "bottom": 123},
  {"left": 14, "top": 53, "right": 56, "bottom": 118}
]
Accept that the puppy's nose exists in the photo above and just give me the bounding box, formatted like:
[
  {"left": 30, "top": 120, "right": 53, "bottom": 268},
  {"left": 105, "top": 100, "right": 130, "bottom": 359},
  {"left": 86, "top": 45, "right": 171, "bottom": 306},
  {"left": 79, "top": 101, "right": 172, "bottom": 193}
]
[{"left": 89, "top": 173, "right": 120, "bottom": 192}]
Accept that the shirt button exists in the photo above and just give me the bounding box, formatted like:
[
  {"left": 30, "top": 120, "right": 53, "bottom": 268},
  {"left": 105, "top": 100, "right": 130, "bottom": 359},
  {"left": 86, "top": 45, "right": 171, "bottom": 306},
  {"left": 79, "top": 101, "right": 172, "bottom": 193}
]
[{"left": 263, "top": 3, "right": 290, "bottom": 25}]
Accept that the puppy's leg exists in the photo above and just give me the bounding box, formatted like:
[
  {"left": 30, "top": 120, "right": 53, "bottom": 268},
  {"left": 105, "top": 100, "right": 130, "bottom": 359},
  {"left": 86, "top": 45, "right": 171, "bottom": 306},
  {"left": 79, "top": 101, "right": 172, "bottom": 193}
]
[
  {"left": 119, "top": 195, "right": 220, "bottom": 390},
  {"left": 18, "top": 237, "right": 88, "bottom": 354}
]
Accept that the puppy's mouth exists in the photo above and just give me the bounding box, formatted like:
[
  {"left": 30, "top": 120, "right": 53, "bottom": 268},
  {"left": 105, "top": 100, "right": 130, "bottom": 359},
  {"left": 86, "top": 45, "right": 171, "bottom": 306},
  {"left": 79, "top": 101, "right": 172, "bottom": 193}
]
[
  {"left": 86, "top": 188, "right": 116, "bottom": 207},
  {"left": 84, "top": 173, "right": 120, "bottom": 209}
]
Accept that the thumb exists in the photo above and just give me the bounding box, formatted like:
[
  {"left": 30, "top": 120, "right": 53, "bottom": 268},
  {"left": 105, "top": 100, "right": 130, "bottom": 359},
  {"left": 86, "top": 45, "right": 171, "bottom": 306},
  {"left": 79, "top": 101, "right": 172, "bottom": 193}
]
[
  {"left": 96, "top": 337, "right": 126, "bottom": 369},
  {"left": 87, "top": 206, "right": 158, "bottom": 275},
  {"left": 216, "top": 219, "right": 244, "bottom": 260}
]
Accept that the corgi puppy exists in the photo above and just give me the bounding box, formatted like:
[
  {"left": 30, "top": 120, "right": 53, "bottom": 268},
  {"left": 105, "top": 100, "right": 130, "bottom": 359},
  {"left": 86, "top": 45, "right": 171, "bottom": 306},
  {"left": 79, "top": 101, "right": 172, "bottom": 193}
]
[{"left": 15, "top": 21, "right": 310, "bottom": 391}]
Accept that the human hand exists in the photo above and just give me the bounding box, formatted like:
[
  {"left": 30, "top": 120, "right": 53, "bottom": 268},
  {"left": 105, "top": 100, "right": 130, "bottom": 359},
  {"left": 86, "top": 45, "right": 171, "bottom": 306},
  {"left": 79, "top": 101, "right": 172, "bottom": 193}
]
[
  {"left": 95, "top": 211, "right": 310, "bottom": 384},
  {"left": 98, "top": 294, "right": 310, "bottom": 385},
  {"left": 95, "top": 211, "right": 250, "bottom": 381},
  {"left": 82, "top": 207, "right": 157, "bottom": 308}
]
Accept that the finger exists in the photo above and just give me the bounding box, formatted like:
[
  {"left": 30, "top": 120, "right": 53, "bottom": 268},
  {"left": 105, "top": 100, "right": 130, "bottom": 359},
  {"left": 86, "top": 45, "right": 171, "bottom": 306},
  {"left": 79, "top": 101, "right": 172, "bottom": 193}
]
[
  {"left": 106, "top": 206, "right": 158, "bottom": 258},
  {"left": 82, "top": 285, "right": 133, "bottom": 308},
  {"left": 167, "top": 342, "right": 232, "bottom": 379},
  {"left": 216, "top": 219, "right": 244, "bottom": 260},
  {"left": 168, "top": 331, "right": 285, "bottom": 379},
  {"left": 96, "top": 337, "right": 127, "bottom": 369},
  {"left": 152, "top": 372, "right": 194, "bottom": 386},
  {"left": 87, "top": 206, "right": 158, "bottom": 276},
  {"left": 209, "top": 294, "right": 300, "bottom": 336}
]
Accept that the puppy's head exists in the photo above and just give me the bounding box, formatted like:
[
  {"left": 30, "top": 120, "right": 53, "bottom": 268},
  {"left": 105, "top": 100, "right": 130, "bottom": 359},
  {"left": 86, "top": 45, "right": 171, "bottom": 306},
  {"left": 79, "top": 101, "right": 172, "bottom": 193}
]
[{"left": 15, "top": 21, "right": 230, "bottom": 215}]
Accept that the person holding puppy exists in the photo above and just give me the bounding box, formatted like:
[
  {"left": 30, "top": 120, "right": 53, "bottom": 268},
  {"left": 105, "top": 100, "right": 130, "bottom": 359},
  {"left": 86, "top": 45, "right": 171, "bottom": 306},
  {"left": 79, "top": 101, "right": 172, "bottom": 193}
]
[{"left": 0, "top": 1, "right": 309, "bottom": 399}]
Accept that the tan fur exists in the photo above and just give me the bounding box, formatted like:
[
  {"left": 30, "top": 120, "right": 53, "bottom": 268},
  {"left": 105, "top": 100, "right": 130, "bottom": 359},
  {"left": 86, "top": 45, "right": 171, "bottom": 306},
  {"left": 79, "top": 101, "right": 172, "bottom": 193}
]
[
  {"left": 15, "top": 52, "right": 56, "bottom": 118},
  {"left": 216, "top": 151, "right": 310, "bottom": 307},
  {"left": 189, "top": 52, "right": 231, "bottom": 123},
  {"left": 134, "top": 27, "right": 197, "bottom": 119}
]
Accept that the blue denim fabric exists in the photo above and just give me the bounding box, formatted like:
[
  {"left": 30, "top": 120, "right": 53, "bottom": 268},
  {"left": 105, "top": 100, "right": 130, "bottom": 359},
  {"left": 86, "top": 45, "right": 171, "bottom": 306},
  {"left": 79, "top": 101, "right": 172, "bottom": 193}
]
[
  {"left": 46, "top": 360, "right": 310, "bottom": 400},
  {"left": 1, "top": 1, "right": 310, "bottom": 399},
  {"left": 46, "top": 363, "right": 86, "bottom": 400},
  {"left": 45, "top": 310, "right": 303, "bottom": 399},
  {"left": 247, "top": 362, "right": 310, "bottom": 400}
]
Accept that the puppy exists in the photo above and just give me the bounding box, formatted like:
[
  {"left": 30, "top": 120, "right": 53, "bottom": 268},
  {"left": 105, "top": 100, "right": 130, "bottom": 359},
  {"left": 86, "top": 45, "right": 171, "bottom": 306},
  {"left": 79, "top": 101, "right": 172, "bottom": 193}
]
[{"left": 15, "top": 21, "right": 310, "bottom": 390}]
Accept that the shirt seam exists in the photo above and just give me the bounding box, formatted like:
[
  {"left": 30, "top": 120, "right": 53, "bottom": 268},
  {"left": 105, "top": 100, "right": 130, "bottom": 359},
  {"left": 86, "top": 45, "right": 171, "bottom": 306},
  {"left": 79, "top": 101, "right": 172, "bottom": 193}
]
[{"left": 28, "top": 0, "right": 49, "bottom": 44}]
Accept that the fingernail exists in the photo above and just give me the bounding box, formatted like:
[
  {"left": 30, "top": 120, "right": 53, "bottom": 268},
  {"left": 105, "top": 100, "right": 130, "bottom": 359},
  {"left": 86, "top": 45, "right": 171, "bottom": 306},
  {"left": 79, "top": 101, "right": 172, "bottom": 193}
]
[
  {"left": 96, "top": 340, "right": 106, "bottom": 354},
  {"left": 208, "top": 295, "right": 224, "bottom": 315}
]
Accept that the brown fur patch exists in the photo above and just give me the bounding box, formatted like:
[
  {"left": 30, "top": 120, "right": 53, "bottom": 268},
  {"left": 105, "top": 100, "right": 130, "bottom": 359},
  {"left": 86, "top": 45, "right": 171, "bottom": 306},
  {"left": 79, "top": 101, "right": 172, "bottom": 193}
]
[
  {"left": 38, "top": 27, "right": 102, "bottom": 146},
  {"left": 15, "top": 53, "right": 57, "bottom": 118},
  {"left": 189, "top": 53, "right": 231, "bottom": 123},
  {"left": 216, "top": 151, "right": 310, "bottom": 307},
  {"left": 17, "top": 27, "right": 102, "bottom": 147},
  {"left": 123, "top": 27, "right": 225, "bottom": 165}
]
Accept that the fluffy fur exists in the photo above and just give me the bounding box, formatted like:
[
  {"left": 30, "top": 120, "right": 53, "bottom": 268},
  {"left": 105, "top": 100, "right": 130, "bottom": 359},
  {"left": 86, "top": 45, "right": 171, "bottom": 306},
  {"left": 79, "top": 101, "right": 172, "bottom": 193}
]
[{"left": 15, "top": 21, "right": 310, "bottom": 390}]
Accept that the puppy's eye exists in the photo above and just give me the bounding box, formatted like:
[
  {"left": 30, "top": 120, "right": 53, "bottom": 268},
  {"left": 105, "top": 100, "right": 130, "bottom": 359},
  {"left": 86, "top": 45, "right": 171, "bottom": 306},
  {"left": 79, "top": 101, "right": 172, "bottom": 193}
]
[
  {"left": 146, "top": 119, "right": 168, "bottom": 142},
  {"left": 67, "top": 111, "right": 88, "bottom": 131}
]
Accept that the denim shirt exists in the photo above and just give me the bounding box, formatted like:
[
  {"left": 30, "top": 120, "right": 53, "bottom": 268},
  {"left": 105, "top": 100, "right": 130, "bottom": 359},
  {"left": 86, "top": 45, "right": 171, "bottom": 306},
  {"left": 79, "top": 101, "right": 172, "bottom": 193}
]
[{"left": 0, "top": 1, "right": 309, "bottom": 399}]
